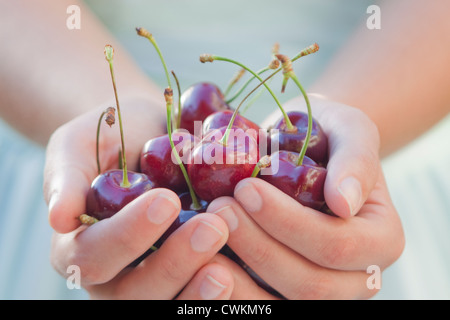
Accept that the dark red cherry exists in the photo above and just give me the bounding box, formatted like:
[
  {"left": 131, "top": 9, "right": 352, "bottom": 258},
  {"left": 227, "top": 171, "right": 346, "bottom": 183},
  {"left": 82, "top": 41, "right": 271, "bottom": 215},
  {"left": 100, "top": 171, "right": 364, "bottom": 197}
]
[
  {"left": 202, "top": 110, "right": 260, "bottom": 134},
  {"left": 140, "top": 130, "right": 199, "bottom": 193},
  {"left": 259, "top": 150, "right": 327, "bottom": 210},
  {"left": 202, "top": 109, "right": 266, "bottom": 146},
  {"left": 154, "top": 192, "right": 208, "bottom": 247},
  {"left": 85, "top": 169, "right": 154, "bottom": 220},
  {"left": 177, "top": 82, "right": 231, "bottom": 135},
  {"left": 271, "top": 111, "right": 328, "bottom": 166},
  {"left": 188, "top": 126, "right": 259, "bottom": 202}
]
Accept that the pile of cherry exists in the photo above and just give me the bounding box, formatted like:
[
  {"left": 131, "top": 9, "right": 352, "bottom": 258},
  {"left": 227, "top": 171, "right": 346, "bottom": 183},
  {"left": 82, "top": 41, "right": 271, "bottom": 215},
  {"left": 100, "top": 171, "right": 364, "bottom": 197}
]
[{"left": 80, "top": 29, "right": 330, "bottom": 296}]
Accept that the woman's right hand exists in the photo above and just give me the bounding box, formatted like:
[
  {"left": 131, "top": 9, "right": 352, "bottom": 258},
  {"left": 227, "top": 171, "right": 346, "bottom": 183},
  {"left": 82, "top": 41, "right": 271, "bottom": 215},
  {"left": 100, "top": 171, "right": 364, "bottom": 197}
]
[{"left": 43, "top": 97, "right": 233, "bottom": 299}]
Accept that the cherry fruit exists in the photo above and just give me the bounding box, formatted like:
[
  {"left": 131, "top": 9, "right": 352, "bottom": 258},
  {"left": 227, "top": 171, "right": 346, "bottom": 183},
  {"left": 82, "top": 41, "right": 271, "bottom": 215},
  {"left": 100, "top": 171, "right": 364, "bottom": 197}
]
[
  {"left": 140, "top": 130, "right": 199, "bottom": 193},
  {"left": 202, "top": 109, "right": 260, "bottom": 135},
  {"left": 188, "top": 126, "right": 259, "bottom": 202},
  {"left": 257, "top": 151, "right": 326, "bottom": 210},
  {"left": 85, "top": 45, "right": 154, "bottom": 221},
  {"left": 178, "top": 82, "right": 231, "bottom": 135},
  {"left": 86, "top": 170, "right": 153, "bottom": 220},
  {"left": 271, "top": 111, "right": 328, "bottom": 165},
  {"left": 253, "top": 53, "right": 327, "bottom": 211}
]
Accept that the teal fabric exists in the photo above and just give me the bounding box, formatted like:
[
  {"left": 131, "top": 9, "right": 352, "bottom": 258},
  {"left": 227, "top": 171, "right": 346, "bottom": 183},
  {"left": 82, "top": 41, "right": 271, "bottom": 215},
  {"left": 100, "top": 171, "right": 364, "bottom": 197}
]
[
  {"left": 1, "top": 0, "right": 448, "bottom": 299},
  {"left": 0, "top": 119, "right": 88, "bottom": 299}
]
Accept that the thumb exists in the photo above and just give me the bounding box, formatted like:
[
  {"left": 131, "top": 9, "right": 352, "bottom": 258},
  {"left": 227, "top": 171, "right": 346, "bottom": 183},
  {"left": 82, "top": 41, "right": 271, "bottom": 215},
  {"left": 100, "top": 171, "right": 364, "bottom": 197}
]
[
  {"left": 43, "top": 121, "right": 98, "bottom": 234},
  {"left": 322, "top": 106, "right": 380, "bottom": 218}
]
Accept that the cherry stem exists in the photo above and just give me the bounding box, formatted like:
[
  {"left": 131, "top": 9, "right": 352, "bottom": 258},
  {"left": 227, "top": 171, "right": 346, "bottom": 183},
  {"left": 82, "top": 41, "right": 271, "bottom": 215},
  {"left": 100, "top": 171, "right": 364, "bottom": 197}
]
[
  {"left": 220, "top": 70, "right": 278, "bottom": 146},
  {"left": 223, "top": 68, "right": 246, "bottom": 97},
  {"left": 79, "top": 213, "right": 99, "bottom": 225},
  {"left": 200, "top": 54, "right": 295, "bottom": 132},
  {"left": 105, "top": 45, "right": 130, "bottom": 188},
  {"left": 96, "top": 107, "right": 116, "bottom": 174},
  {"left": 137, "top": 28, "right": 201, "bottom": 210},
  {"left": 171, "top": 70, "right": 182, "bottom": 130},
  {"left": 136, "top": 28, "right": 172, "bottom": 89},
  {"left": 251, "top": 155, "right": 271, "bottom": 177},
  {"left": 225, "top": 43, "right": 319, "bottom": 106},
  {"left": 164, "top": 89, "right": 201, "bottom": 210},
  {"left": 276, "top": 54, "right": 313, "bottom": 166},
  {"left": 96, "top": 110, "right": 107, "bottom": 174},
  {"left": 291, "top": 75, "right": 312, "bottom": 166}
]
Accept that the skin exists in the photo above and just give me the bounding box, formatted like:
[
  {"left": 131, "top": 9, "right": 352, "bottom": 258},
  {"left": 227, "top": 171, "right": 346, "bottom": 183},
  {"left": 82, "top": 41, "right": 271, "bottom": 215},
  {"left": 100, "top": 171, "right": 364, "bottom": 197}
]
[{"left": 2, "top": 0, "right": 448, "bottom": 299}]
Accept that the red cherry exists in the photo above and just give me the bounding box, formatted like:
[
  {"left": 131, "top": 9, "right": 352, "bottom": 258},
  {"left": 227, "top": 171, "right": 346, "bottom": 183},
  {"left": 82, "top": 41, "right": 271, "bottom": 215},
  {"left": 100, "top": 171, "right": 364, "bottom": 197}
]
[
  {"left": 140, "top": 130, "right": 199, "bottom": 193},
  {"left": 188, "top": 126, "right": 259, "bottom": 202},
  {"left": 270, "top": 111, "right": 328, "bottom": 166},
  {"left": 202, "top": 110, "right": 260, "bottom": 134},
  {"left": 258, "top": 150, "right": 327, "bottom": 210},
  {"left": 202, "top": 109, "right": 265, "bottom": 145},
  {"left": 177, "top": 82, "right": 231, "bottom": 135},
  {"left": 85, "top": 169, "right": 154, "bottom": 220}
]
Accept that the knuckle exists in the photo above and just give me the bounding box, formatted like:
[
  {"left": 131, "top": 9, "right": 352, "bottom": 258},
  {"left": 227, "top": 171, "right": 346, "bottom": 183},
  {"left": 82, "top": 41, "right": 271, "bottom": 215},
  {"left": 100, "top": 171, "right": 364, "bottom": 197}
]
[
  {"left": 64, "top": 248, "right": 109, "bottom": 285},
  {"left": 245, "top": 242, "right": 274, "bottom": 269},
  {"left": 294, "top": 274, "right": 335, "bottom": 300},
  {"left": 320, "top": 235, "right": 359, "bottom": 269},
  {"left": 159, "top": 255, "right": 186, "bottom": 283}
]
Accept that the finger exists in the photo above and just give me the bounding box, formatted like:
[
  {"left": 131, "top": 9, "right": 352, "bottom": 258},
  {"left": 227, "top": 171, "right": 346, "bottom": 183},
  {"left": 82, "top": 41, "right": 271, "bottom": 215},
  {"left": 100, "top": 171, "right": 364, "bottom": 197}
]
[
  {"left": 44, "top": 111, "right": 120, "bottom": 233},
  {"left": 298, "top": 94, "right": 381, "bottom": 218},
  {"left": 207, "top": 196, "right": 376, "bottom": 299},
  {"left": 210, "top": 254, "right": 279, "bottom": 300},
  {"left": 44, "top": 100, "right": 159, "bottom": 234},
  {"left": 175, "top": 263, "right": 234, "bottom": 300},
  {"left": 228, "top": 177, "right": 401, "bottom": 270},
  {"left": 51, "top": 188, "right": 181, "bottom": 286},
  {"left": 320, "top": 104, "right": 380, "bottom": 218},
  {"left": 268, "top": 94, "right": 381, "bottom": 218},
  {"left": 105, "top": 213, "right": 229, "bottom": 299}
]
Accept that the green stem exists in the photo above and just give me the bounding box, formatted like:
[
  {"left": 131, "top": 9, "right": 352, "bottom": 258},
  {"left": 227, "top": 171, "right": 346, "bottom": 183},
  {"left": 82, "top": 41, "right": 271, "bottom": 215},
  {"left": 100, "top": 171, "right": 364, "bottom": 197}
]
[
  {"left": 171, "top": 70, "right": 182, "bottom": 130},
  {"left": 137, "top": 29, "right": 172, "bottom": 89},
  {"left": 208, "top": 55, "right": 295, "bottom": 131},
  {"left": 240, "top": 77, "right": 273, "bottom": 115},
  {"left": 96, "top": 110, "right": 107, "bottom": 174},
  {"left": 105, "top": 46, "right": 130, "bottom": 188},
  {"left": 165, "top": 94, "right": 201, "bottom": 210},
  {"left": 225, "top": 66, "right": 269, "bottom": 104},
  {"left": 223, "top": 68, "right": 246, "bottom": 99},
  {"left": 220, "top": 70, "right": 278, "bottom": 146},
  {"left": 138, "top": 28, "right": 201, "bottom": 210},
  {"left": 251, "top": 155, "right": 271, "bottom": 177},
  {"left": 291, "top": 75, "right": 312, "bottom": 166},
  {"left": 225, "top": 43, "right": 319, "bottom": 106}
]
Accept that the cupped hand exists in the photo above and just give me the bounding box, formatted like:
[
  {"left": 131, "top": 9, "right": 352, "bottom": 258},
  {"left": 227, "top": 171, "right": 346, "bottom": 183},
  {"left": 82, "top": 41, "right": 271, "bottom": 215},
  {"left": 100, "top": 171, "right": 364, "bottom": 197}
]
[
  {"left": 44, "top": 97, "right": 233, "bottom": 299},
  {"left": 207, "top": 94, "right": 405, "bottom": 299}
]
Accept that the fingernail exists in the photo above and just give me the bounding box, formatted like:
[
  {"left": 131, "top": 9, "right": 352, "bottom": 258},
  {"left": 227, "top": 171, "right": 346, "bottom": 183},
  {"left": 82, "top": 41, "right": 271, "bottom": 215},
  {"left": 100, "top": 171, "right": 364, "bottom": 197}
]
[
  {"left": 211, "top": 206, "right": 238, "bottom": 232},
  {"left": 234, "top": 181, "right": 262, "bottom": 213},
  {"left": 190, "top": 220, "right": 224, "bottom": 252},
  {"left": 338, "top": 176, "right": 362, "bottom": 216},
  {"left": 147, "top": 193, "right": 179, "bottom": 224},
  {"left": 199, "top": 274, "right": 227, "bottom": 300}
]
